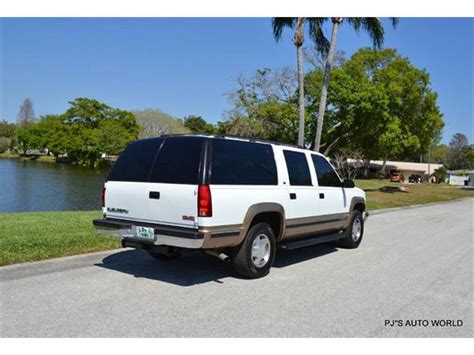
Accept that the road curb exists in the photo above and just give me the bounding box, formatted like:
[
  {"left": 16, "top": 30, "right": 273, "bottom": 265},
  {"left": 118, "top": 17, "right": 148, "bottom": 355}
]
[
  {"left": 0, "top": 248, "right": 124, "bottom": 282},
  {"left": 368, "top": 197, "right": 473, "bottom": 216}
]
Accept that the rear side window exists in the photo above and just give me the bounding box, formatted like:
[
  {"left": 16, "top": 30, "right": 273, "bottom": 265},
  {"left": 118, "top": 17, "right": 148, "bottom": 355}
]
[
  {"left": 150, "top": 137, "right": 205, "bottom": 184},
  {"left": 107, "top": 138, "right": 163, "bottom": 182},
  {"left": 311, "top": 154, "right": 341, "bottom": 187},
  {"left": 210, "top": 139, "right": 277, "bottom": 185},
  {"left": 283, "top": 150, "right": 312, "bottom": 186}
]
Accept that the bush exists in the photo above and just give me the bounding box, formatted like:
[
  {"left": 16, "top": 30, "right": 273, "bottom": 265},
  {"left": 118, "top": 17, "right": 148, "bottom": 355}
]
[{"left": 432, "top": 166, "right": 447, "bottom": 184}]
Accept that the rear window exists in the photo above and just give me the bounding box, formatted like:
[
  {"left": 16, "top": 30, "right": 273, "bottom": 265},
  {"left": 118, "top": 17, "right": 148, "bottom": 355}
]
[
  {"left": 283, "top": 150, "right": 312, "bottom": 186},
  {"left": 210, "top": 139, "right": 277, "bottom": 185},
  {"left": 107, "top": 138, "right": 163, "bottom": 182},
  {"left": 150, "top": 137, "right": 205, "bottom": 184}
]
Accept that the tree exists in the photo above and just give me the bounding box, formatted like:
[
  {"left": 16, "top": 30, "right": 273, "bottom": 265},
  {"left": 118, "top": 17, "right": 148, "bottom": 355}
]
[
  {"left": 304, "top": 47, "right": 346, "bottom": 69},
  {"left": 468, "top": 146, "right": 474, "bottom": 168},
  {"left": 10, "top": 98, "right": 138, "bottom": 164},
  {"left": 134, "top": 109, "right": 190, "bottom": 138},
  {"left": 0, "top": 120, "right": 16, "bottom": 150},
  {"left": 446, "top": 133, "right": 471, "bottom": 170},
  {"left": 0, "top": 120, "right": 16, "bottom": 138},
  {"left": 183, "top": 115, "right": 216, "bottom": 134},
  {"left": 272, "top": 18, "right": 329, "bottom": 147},
  {"left": 221, "top": 68, "right": 302, "bottom": 144},
  {"left": 450, "top": 132, "right": 469, "bottom": 150},
  {"left": 305, "top": 48, "right": 444, "bottom": 166},
  {"left": 0, "top": 137, "right": 10, "bottom": 152},
  {"left": 99, "top": 120, "right": 136, "bottom": 156},
  {"left": 432, "top": 166, "right": 447, "bottom": 184},
  {"left": 35, "top": 115, "right": 71, "bottom": 158},
  {"left": 61, "top": 98, "right": 139, "bottom": 166},
  {"left": 429, "top": 144, "right": 450, "bottom": 164},
  {"left": 332, "top": 147, "right": 365, "bottom": 179},
  {"left": 15, "top": 124, "right": 43, "bottom": 154},
  {"left": 17, "top": 98, "right": 37, "bottom": 126},
  {"left": 313, "top": 17, "right": 398, "bottom": 151}
]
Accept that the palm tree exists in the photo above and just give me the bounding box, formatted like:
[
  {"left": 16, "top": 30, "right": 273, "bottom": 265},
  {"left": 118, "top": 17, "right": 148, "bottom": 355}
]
[
  {"left": 313, "top": 17, "right": 399, "bottom": 151},
  {"left": 272, "top": 18, "right": 329, "bottom": 147}
]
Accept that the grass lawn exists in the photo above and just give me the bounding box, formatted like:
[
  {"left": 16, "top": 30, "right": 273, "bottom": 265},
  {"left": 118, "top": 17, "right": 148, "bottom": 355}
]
[
  {"left": 1, "top": 180, "right": 472, "bottom": 266},
  {"left": 355, "top": 179, "right": 474, "bottom": 210},
  {"left": 0, "top": 210, "right": 120, "bottom": 266}
]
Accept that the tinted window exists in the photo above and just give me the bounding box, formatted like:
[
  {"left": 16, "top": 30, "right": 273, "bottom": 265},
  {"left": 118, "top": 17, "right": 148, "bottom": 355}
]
[
  {"left": 108, "top": 138, "right": 163, "bottom": 182},
  {"left": 283, "top": 150, "right": 312, "bottom": 186},
  {"left": 211, "top": 139, "right": 277, "bottom": 185},
  {"left": 311, "top": 155, "right": 341, "bottom": 187},
  {"left": 150, "top": 137, "right": 205, "bottom": 184}
]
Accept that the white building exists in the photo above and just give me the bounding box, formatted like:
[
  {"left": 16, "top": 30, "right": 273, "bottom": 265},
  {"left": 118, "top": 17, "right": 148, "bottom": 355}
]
[
  {"left": 369, "top": 160, "right": 443, "bottom": 181},
  {"left": 347, "top": 159, "right": 443, "bottom": 181}
]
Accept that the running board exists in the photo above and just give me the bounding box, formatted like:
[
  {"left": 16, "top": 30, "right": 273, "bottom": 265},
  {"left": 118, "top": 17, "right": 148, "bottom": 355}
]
[{"left": 278, "top": 232, "right": 344, "bottom": 250}]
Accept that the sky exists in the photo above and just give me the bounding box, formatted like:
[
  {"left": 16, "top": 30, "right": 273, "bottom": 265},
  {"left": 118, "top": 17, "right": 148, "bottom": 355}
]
[{"left": 1, "top": 18, "right": 473, "bottom": 144}]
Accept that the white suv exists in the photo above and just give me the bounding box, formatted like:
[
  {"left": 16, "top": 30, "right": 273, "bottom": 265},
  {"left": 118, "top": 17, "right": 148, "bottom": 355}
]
[{"left": 93, "top": 135, "right": 368, "bottom": 278}]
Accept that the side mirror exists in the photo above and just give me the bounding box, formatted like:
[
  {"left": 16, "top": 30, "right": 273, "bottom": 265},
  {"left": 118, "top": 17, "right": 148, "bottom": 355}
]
[{"left": 342, "top": 179, "right": 355, "bottom": 188}]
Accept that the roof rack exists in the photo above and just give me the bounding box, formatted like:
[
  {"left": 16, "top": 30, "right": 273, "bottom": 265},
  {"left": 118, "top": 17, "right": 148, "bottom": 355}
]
[{"left": 158, "top": 133, "right": 305, "bottom": 150}]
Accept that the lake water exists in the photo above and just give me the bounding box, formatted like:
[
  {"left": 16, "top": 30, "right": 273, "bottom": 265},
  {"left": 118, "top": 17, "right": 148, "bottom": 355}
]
[{"left": 0, "top": 158, "right": 110, "bottom": 213}]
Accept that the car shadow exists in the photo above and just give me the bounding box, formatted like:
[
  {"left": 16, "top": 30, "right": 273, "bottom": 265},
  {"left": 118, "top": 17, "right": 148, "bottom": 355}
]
[
  {"left": 273, "top": 243, "right": 338, "bottom": 268},
  {"left": 95, "top": 243, "right": 338, "bottom": 287},
  {"left": 95, "top": 250, "right": 234, "bottom": 286}
]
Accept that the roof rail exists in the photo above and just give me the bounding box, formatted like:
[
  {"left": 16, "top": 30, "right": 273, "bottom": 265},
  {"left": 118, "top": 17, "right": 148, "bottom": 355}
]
[{"left": 158, "top": 133, "right": 305, "bottom": 150}]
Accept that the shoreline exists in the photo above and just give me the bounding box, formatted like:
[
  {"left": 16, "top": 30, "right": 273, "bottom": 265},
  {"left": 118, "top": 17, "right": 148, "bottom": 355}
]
[
  {"left": 0, "top": 152, "right": 57, "bottom": 163},
  {"left": 0, "top": 152, "right": 115, "bottom": 167}
]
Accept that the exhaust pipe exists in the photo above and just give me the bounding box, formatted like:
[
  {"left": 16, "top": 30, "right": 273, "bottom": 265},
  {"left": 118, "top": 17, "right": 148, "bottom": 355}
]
[{"left": 205, "top": 250, "right": 231, "bottom": 263}]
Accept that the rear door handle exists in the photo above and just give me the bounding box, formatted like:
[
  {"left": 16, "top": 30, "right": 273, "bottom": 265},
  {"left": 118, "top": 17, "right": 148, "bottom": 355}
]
[
  {"left": 290, "top": 193, "right": 297, "bottom": 200},
  {"left": 149, "top": 191, "right": 160, "bottom": 199},
  {"left": 319, "top": 193, "right": 325, "bottom": 199}
]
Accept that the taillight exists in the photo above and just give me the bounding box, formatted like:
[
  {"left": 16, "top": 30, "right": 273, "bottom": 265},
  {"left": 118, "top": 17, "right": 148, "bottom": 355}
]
[
  {"left": 198, "top": 184, "right": 212, "bottom": 217},
  {"left": 101, "top": 186, "right": 106, "bottom": 207}
]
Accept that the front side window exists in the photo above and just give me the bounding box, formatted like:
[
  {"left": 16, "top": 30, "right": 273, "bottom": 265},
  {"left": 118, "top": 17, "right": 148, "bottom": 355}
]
[
  {"left": 311, "top": 154, "right": 341, "bottom": 187},
  {"left": 283, "top": 150, "right": 312, "bottom": 186},
  {"left": 210, "top": 139, "right": 277, "bottom": 185}
]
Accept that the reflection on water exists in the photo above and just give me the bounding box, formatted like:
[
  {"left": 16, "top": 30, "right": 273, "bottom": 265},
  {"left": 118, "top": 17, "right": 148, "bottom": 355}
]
[{"left": 0, "top": 159, "right": 110, "bottom": 212}]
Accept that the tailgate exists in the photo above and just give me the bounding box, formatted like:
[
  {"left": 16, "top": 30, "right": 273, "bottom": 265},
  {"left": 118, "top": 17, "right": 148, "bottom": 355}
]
[
  {"left": 104, "top": 181, "right": 151, "bottom": 221},
  {"left": 146, "top": 183, "right": 198, "bottom": 227},
  {"left": 104, "top": 181, "right": 198, "bottom": 227}
]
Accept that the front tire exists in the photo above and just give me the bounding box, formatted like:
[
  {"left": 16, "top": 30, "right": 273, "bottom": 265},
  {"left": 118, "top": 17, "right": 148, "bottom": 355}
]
[
  {"left": 232, "top": 223, "right": 276, "bottom": 279},
  {"left": 339, "top": 210, "right": 364, "bottom": 249}
]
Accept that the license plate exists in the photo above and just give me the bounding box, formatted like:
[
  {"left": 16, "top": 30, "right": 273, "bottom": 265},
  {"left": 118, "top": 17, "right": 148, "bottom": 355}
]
[{"left": 135, "top": 226, "right": 155, "bottom": 240}]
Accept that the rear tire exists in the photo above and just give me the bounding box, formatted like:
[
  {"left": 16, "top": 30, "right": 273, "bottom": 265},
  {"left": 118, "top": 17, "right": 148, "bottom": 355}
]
[
  {"left": 339, "top": 210, "right": 364, "bottom": 249},
  {"left": 232, "top": 223, "right": 276, "bottom": 279}
]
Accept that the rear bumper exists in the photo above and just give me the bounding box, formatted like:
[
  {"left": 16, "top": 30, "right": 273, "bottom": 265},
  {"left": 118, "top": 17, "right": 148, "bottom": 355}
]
[{"left": 93, "top": 218, "right": 204, "bottom": 249}]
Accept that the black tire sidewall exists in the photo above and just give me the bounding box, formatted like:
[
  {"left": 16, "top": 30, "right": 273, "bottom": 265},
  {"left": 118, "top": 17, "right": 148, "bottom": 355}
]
[
  {"left": 341, "top": 210, "right": 364, "bottom": 248},
  {"left": 233, "top": 223, "right": 276, "bottom": 278}
]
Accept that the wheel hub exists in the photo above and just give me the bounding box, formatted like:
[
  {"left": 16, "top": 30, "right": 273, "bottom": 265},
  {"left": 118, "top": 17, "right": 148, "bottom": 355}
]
[
  {"left": 352, "top": 217, "right": 362, "bottom": 242},
  {"left": 251, "top": 234, "right": 271, "bottom": 268}
]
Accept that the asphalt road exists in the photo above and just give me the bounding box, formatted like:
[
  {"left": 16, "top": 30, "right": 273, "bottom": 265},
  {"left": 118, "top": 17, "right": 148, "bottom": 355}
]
[{"left": 1, "top": 198, "right": 472, "bottom": 337}]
